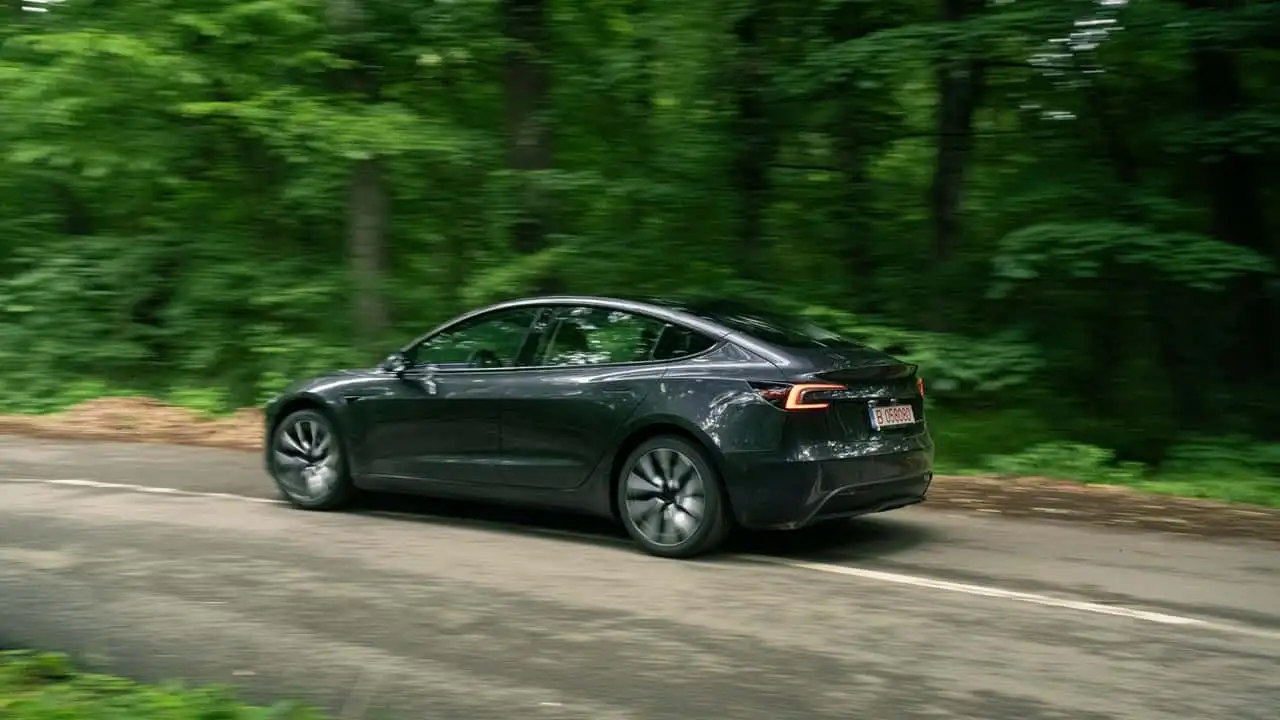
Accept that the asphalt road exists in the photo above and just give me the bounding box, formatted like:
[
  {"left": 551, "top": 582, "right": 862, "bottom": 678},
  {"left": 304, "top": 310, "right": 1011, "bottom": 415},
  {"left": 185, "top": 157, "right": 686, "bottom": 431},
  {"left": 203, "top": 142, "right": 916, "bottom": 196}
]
[{"left": 1, "top": 437, "right": 1278, "bottom": 719}]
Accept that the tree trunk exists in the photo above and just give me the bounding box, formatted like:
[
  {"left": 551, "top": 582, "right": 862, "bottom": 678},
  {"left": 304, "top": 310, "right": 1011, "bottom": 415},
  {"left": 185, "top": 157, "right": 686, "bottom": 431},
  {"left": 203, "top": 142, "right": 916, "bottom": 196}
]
[
  {"left": 329, "top": 0, "right": 390, "bottom": 340},
  {"left": 825, "top": 4, "right": 889, "bottom": 306},
  {"left": 1181, "top": 0, "right": 1275, "bottom": 384},
  {"left": 502, "top": 0, "right": 554, "bottom": 292},
  {"left": 624, "top": 0, "right": 654, "bottom": 267},
  {"left": 924, "top": 0, "right": 985, "bottom": 332},
  {"left": 731, "top": 4, "right": 774, "bottom": 279},
  {"left": 928, "top": 0, "right": 985, "bottom": 263},
  {"left": 348, "top": 158, "right": 389, "bottom": 338},
  {"left": 832, "top": 107, "right": 872, "bottom": 295}
]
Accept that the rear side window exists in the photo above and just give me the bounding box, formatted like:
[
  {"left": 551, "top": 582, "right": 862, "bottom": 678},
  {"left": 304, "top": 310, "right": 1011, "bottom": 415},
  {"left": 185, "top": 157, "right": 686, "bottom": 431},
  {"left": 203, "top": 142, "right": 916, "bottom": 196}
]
[
  {"left": 652, "top": 324, "right": 715, "bottom": 360},
  {"left": 538, "top": 307, "right": 714, "bottom": 366}
]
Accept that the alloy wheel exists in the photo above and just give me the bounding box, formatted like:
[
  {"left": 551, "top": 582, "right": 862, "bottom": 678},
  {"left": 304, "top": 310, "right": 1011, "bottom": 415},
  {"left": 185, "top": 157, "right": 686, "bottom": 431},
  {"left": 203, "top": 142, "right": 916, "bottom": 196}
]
[
  {"left": 273, "top": 416, "right": 340, "bottom": 501},
  {"left": 624, "top": 447, "right": 707, "bottom": 547}
]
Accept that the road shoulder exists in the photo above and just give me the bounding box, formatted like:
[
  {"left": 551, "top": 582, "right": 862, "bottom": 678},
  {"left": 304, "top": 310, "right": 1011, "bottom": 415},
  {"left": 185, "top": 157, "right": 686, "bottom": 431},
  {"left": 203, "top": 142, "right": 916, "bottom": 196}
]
[{"left": 1, "top": 397, "right": 1277, "bottom": 543}]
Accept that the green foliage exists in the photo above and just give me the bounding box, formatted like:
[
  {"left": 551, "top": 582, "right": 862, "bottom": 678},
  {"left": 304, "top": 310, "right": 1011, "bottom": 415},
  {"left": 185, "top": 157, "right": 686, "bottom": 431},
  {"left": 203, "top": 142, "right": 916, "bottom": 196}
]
[
  {"left": 990, "top": 221, "right": 1275, "bottom": 298},
  {"left": 1162, "top": 436, "right": 1280, "bottom": 478},
  {"left": 799, "top": 306, "right": 1045, "bottom": 399},
  {"left": 938, "top": 433, "right": 1280, "bottom": 507},
  {"left": 927, "top": 406, "right": 1062, "bottom": 473},
  {"left": 0, "top": 651, "right": 326, "bottom": 719},
  {"left": 0, "top": 0, "right": 1278, "bottom": 503},
  {"left": 982, "top": 441, "right": 1148, "bottom": 485}
]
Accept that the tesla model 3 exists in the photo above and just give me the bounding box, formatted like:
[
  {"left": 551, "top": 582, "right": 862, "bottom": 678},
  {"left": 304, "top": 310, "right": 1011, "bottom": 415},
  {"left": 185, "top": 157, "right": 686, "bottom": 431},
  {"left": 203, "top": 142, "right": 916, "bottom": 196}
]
[{"left": 263, "top": 296, "right": 934, "bottom": 558}]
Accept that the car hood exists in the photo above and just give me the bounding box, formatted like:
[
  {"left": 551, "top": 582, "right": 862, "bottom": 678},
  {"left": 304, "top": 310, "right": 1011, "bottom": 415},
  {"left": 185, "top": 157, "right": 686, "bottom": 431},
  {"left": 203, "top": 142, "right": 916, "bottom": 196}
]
[{"left": 269, "top": 368, "right": 377, "bottom": 404}]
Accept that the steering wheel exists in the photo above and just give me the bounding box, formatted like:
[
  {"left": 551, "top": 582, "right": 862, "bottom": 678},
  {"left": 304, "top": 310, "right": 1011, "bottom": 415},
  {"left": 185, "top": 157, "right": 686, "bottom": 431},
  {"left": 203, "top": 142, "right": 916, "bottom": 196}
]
[{"left": 466, "top": 348, "right": 504, "bottom": 368}]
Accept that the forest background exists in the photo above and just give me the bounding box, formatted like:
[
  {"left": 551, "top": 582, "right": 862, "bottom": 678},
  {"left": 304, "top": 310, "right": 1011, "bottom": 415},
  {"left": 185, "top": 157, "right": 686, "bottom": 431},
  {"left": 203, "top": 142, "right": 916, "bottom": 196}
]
[{"left": 2, "top": 0, "right": 1278, "bottom": 504}]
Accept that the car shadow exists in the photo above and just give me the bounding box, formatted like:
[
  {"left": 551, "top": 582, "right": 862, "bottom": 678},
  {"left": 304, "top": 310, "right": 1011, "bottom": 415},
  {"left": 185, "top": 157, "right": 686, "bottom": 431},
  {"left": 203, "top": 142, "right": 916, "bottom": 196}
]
[
  {"left": 353, "top": 492, "right": 626, "bottom": 547},
  {"left": 351, "top": 492, "right": 935, "bottom": 563},
  {"left": 728, "top": 516, "right": 936, "bottom": 562}
]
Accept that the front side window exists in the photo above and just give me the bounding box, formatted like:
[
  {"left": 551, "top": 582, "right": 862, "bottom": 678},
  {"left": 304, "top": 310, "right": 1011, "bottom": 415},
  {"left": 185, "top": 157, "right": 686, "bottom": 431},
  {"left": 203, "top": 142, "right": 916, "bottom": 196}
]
[
  {"left": 410, "top": 308, "right": 540, "bottom": 369},
  {"left": 539, "top": 306, "right": 678, "bottom": 366}
]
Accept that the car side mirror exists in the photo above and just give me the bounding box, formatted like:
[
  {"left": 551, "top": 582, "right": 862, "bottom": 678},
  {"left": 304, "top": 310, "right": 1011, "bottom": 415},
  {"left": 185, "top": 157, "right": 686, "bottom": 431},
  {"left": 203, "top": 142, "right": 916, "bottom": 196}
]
[{"left": 379, "top": 352, "right": 410, "bottom": 375}]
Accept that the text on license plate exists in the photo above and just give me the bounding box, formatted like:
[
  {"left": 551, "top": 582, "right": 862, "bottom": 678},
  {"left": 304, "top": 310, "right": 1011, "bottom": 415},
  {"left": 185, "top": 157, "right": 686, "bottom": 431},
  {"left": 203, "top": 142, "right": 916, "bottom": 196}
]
[{"left": 869, "top": 404, "right": 916, "bottom": 429}]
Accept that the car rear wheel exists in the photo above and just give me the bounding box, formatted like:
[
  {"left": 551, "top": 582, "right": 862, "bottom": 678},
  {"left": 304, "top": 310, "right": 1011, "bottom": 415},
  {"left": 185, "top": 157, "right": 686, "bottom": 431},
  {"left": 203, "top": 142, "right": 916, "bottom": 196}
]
[
  {"left": 616, "top": 436, "right": 732, "bottom": 558},
  {"left": 269, "top": 409, "right": 356, "bottom": 510}
]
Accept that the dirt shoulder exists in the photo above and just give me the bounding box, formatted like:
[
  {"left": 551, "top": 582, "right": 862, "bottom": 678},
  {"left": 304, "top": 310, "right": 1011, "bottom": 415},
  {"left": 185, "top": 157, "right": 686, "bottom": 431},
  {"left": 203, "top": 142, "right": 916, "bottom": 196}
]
[{"left": 2, "top": 398, "right": 1277, "bottom": 543}]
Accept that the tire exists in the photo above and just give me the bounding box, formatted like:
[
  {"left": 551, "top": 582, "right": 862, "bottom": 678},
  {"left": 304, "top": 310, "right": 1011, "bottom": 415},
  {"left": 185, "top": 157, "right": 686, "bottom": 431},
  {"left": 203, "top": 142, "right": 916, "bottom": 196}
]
[
  {"left": 268, "top": 408, "right": 357, "bottom": 511},
  {"left": 616, "top": 435, "right": 733, "bottom": 559}
]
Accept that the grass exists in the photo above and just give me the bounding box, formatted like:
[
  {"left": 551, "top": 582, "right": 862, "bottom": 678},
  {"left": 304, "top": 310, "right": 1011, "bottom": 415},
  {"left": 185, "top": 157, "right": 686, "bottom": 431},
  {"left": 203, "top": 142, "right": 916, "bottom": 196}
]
[
  {"left": 930, "top": 406, "right": 1280, "bottom": 508},
  {"left": 0, "top": 651, "right": 325, "bottom": 719},
  {"left": 1118, "top": 475, "right": 1280, "bottom": 507},
  {"left": 926, "top": 405, "right": 1062, "bottom": 473}
]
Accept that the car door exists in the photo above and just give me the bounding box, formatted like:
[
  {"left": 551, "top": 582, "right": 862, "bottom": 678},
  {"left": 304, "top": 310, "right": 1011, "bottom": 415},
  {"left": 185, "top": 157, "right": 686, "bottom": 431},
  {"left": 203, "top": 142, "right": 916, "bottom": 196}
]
[
  {"left": 359, "top": 306, "right": 545, "bottom": 486},
  {"left": 495, "top": 305, "right": 675, "bottom": 490}
]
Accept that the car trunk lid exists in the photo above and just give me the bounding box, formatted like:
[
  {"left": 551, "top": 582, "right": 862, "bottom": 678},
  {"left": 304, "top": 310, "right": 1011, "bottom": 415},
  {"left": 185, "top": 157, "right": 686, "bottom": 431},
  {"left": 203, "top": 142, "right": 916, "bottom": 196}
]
[
  {"left": 787, "top": 346, "right": 917, "bottom": 384},
  {"left": 789, "top": 346, "right": 924, "bottom": 439}
]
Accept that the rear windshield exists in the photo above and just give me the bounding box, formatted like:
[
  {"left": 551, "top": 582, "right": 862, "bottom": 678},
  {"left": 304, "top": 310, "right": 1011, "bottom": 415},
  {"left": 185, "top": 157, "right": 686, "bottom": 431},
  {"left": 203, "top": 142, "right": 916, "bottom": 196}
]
[{"left": 678, "top": 301, "right": 858, "bottom": 349}]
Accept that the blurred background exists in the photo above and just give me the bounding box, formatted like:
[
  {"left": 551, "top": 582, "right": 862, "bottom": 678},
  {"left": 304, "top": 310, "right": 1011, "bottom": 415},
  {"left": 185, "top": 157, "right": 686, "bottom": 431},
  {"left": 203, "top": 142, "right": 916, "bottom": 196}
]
[{"left": 1, "top": 0, "right": 1277, "bottom": 501}]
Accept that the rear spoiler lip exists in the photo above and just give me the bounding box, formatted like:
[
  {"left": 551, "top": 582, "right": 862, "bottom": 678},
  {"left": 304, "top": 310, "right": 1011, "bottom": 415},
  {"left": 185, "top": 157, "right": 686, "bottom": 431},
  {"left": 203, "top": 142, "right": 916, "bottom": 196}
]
[{"left": 813, "top": 361, "right": 918, "bottom": 383}]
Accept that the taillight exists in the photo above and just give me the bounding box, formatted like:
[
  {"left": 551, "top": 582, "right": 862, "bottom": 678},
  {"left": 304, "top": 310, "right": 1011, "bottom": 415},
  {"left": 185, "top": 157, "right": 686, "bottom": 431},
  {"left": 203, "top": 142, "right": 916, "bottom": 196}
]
[
  {"left": 917, "top": 377, "right": 925, "bottom": 397},
  {"left": 749, "top": 382, "right": 846, "bottom": 411}
]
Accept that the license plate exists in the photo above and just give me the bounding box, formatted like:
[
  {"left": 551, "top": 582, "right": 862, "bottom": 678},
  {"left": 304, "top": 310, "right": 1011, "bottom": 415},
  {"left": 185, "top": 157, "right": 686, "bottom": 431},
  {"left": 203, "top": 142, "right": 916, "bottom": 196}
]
[{"left": 869, "top": 404, "right": 915, "bottom": 430}]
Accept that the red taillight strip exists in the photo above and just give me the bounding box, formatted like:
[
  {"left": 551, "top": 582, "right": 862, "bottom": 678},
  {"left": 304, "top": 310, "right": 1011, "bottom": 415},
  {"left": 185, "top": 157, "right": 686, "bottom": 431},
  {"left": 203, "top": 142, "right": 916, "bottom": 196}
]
[
  {"left": 917, "top": 377, "right": 925, "bottom": 397},
  {"left": 784, "top": 383, "right": 846, "bottom": 410}
]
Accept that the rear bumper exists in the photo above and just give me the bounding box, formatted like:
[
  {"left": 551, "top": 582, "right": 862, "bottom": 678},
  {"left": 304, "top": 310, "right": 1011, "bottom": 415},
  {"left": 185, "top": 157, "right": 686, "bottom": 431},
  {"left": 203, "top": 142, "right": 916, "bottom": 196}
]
[{"left": 723, "top": 447, "right": 934, "bottom": 530}]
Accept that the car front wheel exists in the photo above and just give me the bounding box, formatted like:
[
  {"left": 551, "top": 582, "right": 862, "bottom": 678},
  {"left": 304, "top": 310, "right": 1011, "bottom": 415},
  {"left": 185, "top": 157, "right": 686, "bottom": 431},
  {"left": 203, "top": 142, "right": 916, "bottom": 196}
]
[
  {"left": 616, "top": 435, "right": 732, "bottom": 558},
  {"left": 269, "top": 408, "right": 357, "bottom": 510}
]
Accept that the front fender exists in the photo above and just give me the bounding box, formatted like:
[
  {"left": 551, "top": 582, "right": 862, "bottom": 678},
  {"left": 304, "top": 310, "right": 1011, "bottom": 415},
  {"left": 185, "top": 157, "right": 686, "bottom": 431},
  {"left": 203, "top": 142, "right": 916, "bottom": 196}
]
[{"left": 261, "top": 390, "right": 358, "bottom": 474}]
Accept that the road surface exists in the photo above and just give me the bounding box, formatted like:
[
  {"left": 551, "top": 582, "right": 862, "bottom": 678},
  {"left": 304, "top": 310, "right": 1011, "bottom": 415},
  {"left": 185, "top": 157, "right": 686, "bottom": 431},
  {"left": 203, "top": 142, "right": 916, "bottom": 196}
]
[{"left": 1, "top": 436, "right": 1278, "bottom": 719}]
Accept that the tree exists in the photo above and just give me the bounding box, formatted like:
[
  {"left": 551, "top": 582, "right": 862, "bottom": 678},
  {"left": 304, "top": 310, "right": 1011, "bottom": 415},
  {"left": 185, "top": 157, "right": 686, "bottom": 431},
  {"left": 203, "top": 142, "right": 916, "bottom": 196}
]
[{"left": 0, "top": 0, "right": 1277, "bottom": 476}]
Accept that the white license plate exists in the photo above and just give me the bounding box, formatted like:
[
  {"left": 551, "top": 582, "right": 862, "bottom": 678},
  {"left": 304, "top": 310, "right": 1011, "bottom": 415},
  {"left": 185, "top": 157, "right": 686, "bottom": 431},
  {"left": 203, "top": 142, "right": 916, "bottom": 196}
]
[{"left": 869, "top": 404, "right": 915, "bottom": 429}]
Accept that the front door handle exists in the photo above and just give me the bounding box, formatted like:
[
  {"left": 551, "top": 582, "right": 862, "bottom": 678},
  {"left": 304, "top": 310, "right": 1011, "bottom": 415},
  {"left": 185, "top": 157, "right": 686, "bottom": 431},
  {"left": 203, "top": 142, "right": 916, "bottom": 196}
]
[{"left": 404, "top": 365, "right": 440, "bottom": 395}]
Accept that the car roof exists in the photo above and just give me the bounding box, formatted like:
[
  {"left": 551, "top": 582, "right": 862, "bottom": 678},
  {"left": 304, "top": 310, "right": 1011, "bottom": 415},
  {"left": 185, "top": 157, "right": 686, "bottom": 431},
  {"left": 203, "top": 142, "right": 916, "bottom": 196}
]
[
  {"left": 478, "top": 295, "right": 739, "bottom": 337},
  {"left": 465, "top": 294, "right": 805, "bottom": 364},
  {"left": 491, "top": 294, "right": 786, "bottom": 317}
]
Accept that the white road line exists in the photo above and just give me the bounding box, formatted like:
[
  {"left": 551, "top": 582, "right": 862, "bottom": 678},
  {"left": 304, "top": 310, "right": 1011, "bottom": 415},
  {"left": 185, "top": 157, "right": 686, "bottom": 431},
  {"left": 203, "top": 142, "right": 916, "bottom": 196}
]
[
  {"left": 4, "top": 475, "right": 1279, "bottom": 640},
  {"left": 743, "top": 555, "right": 1200, "bottom": 624},
  {"left": 0, "top": 477, "right": 282, "bottom": 504},
  {"left": 738, "top": 556, "right": 1280, "bottom": 640}
]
